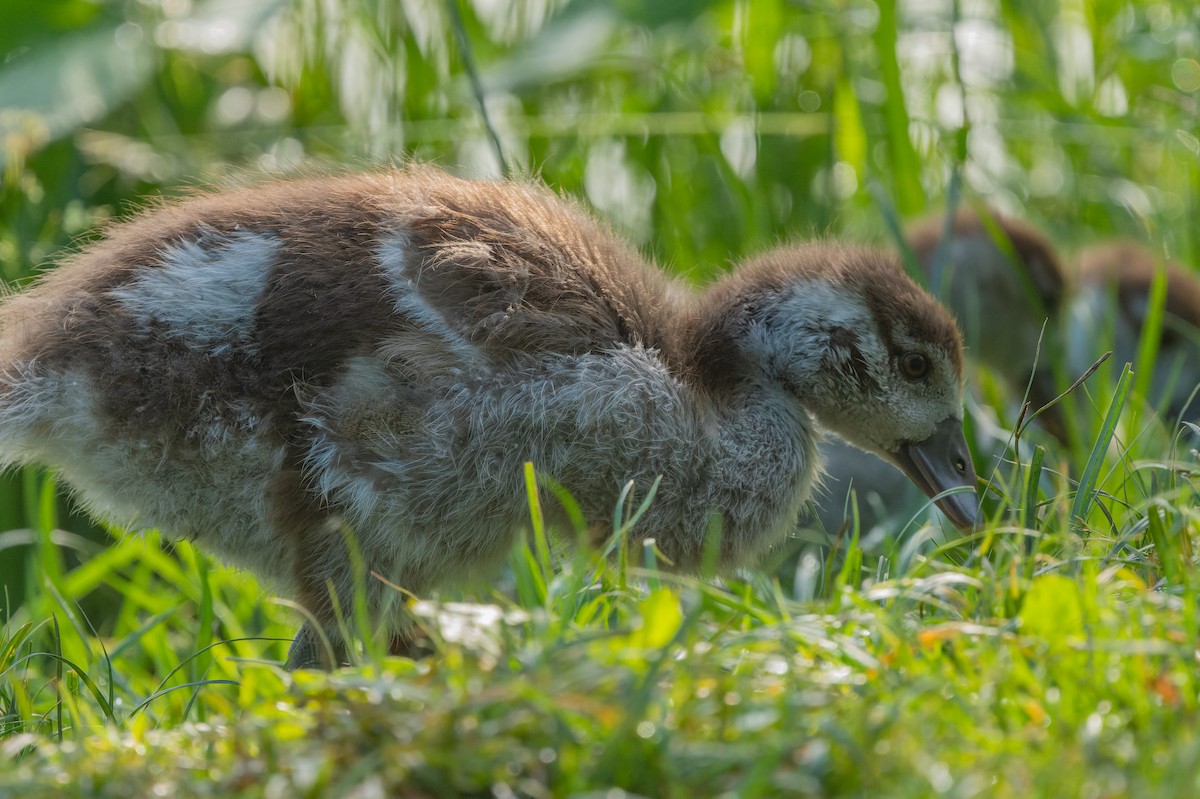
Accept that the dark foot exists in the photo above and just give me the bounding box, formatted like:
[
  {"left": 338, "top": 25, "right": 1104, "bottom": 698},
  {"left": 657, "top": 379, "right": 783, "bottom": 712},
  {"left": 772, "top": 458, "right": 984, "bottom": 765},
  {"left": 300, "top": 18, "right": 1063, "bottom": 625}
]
[
  {"left": 284, "top": 623, "right": 346, "bottom": 670},
  {"left": 389, "top": 626, "right": 436, "bottom": 659}
]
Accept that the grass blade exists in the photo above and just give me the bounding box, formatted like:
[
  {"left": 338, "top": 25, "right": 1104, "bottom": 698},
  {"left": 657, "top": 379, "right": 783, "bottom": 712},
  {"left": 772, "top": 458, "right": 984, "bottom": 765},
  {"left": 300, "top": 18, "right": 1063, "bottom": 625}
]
[
  {"left": 1071, "top": 363, "right": 1134, "bottom": 531},
  {"left": 873, "top": 0, "right": 925, "bottom": 214},
  {"left": 1022, "top": 444, "right": 1046, "bottom": 532},
  {"left": 1131, "top": 258, "right": 1168, "bottom": 428}
]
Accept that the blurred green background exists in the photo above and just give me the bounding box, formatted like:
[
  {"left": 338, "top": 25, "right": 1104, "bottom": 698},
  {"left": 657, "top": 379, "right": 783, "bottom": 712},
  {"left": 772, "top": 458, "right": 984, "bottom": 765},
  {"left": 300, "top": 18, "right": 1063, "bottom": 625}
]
[{"left": 1, "top": 0, "right": 1198, "bottom": 622}]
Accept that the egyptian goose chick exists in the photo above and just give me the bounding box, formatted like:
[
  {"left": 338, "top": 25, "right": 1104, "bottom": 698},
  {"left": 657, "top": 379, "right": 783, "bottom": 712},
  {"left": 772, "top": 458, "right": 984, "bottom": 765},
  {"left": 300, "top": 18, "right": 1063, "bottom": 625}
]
[
  {"left": 0, "top": 167, "right": 978, "bottom": 667},
  {"left": 808, "top": 208, "right": 1066, "bottom": 537},
  {"left": 1069, "top": 242, "right": 1200, "bottom": 427},
  {"left": 906, "top": 207, "right": 1068, "bottom": 417}
]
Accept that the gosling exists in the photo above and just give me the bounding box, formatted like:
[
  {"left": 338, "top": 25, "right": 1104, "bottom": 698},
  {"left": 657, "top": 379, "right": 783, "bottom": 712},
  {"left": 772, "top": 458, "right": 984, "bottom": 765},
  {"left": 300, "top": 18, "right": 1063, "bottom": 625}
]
[
  {"left": 906, "top": 206, "right": 1068, "bottom": 420},
  {"left": 1070, "top": 241, "right": 1200, "bottom": 428},
  {"left": 0, "top": 167, "right": 979, "bottom": 667}
]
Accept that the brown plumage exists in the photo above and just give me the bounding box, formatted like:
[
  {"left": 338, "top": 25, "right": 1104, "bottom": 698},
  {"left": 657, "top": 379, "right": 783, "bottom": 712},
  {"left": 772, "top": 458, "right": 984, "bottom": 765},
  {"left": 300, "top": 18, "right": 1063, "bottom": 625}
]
[
  {"left": 1071, "top": 241, "right": 1200, "bottom": 425},
  {"left": 0, "top": 166, "right": 979, "bottom": 667},
  {"left": 1075, "top": 242, "right": 1200, "bottom": 336},
  {"left": 906, "top": 207, "right": 1068, "bottom": 419}
]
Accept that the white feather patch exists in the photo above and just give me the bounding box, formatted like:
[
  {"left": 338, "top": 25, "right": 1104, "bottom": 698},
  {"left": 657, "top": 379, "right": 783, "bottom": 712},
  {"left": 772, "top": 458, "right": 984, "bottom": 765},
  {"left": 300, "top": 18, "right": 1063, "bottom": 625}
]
[
  {"left": 110, "top": 229, "right": 277, "bottom": 352},
  {"left": 376, "top": 233, "right": 483, "bottom": 366}
]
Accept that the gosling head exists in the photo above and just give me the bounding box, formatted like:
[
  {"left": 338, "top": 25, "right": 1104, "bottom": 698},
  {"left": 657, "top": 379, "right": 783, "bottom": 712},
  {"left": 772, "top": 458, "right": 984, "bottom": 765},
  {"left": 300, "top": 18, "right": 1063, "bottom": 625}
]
[{"left": 696, "top": 243, "right": 980, "bottom": 528}]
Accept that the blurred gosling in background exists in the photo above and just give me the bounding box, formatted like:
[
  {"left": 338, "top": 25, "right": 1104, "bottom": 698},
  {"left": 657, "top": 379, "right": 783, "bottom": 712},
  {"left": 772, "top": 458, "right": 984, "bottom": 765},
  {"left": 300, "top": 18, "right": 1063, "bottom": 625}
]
[
  {"left": 1069, "top": 242, "right": 1200, "bottom": 431},
  {"left": 806, "top": 208, "right": 1067, "bottom": 542},
  {"left": 808, "top": 208, "right": 1200, "bottom": 545}
]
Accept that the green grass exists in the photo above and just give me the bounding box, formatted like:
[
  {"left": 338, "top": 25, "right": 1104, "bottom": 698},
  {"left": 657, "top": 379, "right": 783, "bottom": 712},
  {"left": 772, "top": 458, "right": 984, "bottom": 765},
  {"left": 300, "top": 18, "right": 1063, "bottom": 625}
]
[{"left": 2, "top": 0, "right": 1200, "bottom": 795}]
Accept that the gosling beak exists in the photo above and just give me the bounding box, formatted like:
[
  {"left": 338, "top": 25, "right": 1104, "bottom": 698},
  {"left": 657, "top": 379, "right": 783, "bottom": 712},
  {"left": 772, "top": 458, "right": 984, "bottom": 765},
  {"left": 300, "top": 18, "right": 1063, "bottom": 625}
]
[{"left": 890, "top": 417, "right": 981, "bottom": 529}]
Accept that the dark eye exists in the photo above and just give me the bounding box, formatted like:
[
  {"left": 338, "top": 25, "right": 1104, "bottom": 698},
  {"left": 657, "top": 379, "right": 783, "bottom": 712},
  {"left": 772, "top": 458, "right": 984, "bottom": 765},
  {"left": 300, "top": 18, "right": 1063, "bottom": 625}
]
[{"left": 900, "top": 352, "right": 929, "bottom": 380}]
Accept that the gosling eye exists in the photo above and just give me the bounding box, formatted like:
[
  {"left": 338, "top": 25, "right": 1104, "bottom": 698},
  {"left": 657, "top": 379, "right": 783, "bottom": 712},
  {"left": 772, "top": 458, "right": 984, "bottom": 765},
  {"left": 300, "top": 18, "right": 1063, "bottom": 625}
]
[{"left": 900, "top": 352, "right": 929, "bottom": 380}]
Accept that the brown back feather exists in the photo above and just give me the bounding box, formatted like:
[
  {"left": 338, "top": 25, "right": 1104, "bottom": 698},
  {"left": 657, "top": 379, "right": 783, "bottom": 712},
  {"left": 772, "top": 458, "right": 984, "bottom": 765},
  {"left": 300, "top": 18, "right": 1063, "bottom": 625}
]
[{"left": 399, "top": 169, "right": 680, "bottom": 363}]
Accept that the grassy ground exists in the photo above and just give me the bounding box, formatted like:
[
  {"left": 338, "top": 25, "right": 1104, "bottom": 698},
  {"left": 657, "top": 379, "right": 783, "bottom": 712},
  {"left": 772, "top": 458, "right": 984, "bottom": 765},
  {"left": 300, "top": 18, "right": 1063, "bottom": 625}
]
[
  {"left": 3, "top": 0, "right": 1200, "bottom": 796},
  {"left": 3, "top": 420, "right": 1200, "bottom": 797}
]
